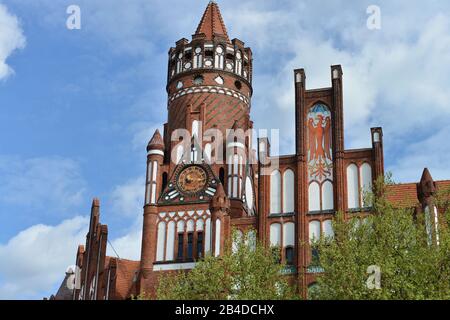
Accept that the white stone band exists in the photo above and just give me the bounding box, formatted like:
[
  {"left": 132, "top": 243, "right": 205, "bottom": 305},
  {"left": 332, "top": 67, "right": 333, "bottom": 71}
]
[{"left": 147, "top": 150, "right": 164, "bottom": 156}]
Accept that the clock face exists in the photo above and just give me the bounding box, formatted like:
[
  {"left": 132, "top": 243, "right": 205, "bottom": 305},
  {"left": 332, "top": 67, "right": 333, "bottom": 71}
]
[{"left": 177, "top": 165, "right": 208, "bottom": 195}]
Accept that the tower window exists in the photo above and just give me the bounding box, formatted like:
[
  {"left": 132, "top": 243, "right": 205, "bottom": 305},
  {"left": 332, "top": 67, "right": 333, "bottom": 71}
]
[
  {"left": 197, "top": 232, "right": 204, "bottom": 259},
  {"left": 187, "top": 232, "right": 194, "bottom": 260},
  {"left": 193, "top": 75, "right": 204, "bottom": 85},
  {"left": 177, "top": 233, "right": 184, "bottom": 260},
  {"left": 234, "top": 80, "right": 242, "bottom": 90},
  {"left": 285, "top": 246, "right": 294, "bottom": 265}
]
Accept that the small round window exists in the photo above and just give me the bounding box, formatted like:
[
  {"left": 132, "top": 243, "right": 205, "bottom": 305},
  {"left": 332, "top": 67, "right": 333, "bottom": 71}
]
[
  {"left": 193, "top": 75, "right": 204, "bottom": 85},
  {"left": 234, "top": 80, "right": 242, "bottom": 90}
]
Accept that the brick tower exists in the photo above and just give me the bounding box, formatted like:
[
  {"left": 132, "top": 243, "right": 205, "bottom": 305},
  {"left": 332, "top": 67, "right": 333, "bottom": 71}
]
[{"left": 138, "top": 1, "right": 258, "bottom": 296}]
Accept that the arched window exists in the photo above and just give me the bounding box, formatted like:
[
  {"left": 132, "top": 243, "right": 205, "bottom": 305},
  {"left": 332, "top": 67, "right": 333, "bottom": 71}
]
[
  {"left": 232, "top": 229, "right": 244, "bottom": 254},
  {"left": 193, "top": 47, "right": 202, "bottom": 69},
  {"left": 214, "top": 219, "right": 221, "bottom": 257},
  {"left": 283, "top": 169, "right": 295, "bottom": 213},
  {"left": 176, "top": 52, "right": 183, "bottom": 74},
  {"left": 283, "top": 222, "right": 295, "bottom": 248},
  {"left": 270, "top": 223, "right": 281, "bottom": 247},
  {"left": 322, "top": 180, "right": 334, "bottom": 210},
  {"left": 308, "top": 182, "right": 320, "bottom": 212},
  {"left": 235, "top": 50, "right": 242, "bottom": 75},
  {"left": 205, "top": 218, "right": 211, "bottom": 254},
  {"left": 270, "top": 170, "right": 281, "bottom": 213},
  {"left": 322, "top": 219, "right": 334, "bottom": 238},
  {"left": 360, "top": 163, "right": 373, "bottom": 207},
  {"left": 347, "top": 164, "right": 359, "bottom": 209},
  {"left": 156, "top": 221, "right": 166, "bottom": 261},
  {"left": 285, "top": 246, "right": 294, "bottom": 265},
  {"left": 309, "top": 221, "right": 320, "bottom": 243},
  {"left": 247, "top": 230, "right": 256, "bottom": 251},
  {"left": 215, "top": 46, "right": 224, "bottom": 69},
  {"left": 166, "top": 221, "right": 175, "bottom": 261}
]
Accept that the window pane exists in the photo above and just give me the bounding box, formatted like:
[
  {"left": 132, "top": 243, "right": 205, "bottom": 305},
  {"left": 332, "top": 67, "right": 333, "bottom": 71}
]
[
  {"left": 187, "top": 233, "right": 194, "bottom": 259},
  {"left": 197, "top": 232, "right": 204, "bottom": 258},
  {"left": 177, "top": 233, "right": 184, "bottom": 260}
]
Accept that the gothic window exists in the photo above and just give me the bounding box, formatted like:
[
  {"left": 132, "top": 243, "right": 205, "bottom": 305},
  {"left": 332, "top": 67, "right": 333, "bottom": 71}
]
[
  {"left": 151, "top": 160, "right": 158, "bottom": 204},
  {"left": 235, "top": 50, "right": 243, "bottom": 75},
  {"left": 270, "top": 222, "right": 295, "bottom": 264},
  {"left": 307, "top": 104, "right": 334, "bottom": 213},
  {"left": 145, "top": 161, "right": 152, "bottom": 205},
  {"left": 285, "top": 246, "right": 294, "bottom": 265},
  {"left": 322, "top": 219, "right": 334, "bottom": 238},
  {"left": 214, "top": 219, "right": 221, "bottom": 257},
  {"left": 270, "top": 223, "right": 281, "bottom": 247},
  {"left": 166, "top": 221, "right": 175, "bottom": 261},
  {"left": 232, "top": 229, "right": 243, "bottom": 254},
  {"left": 283, "top": 169, "right": 295, "bottom": 213},
  {"left": 197, "top": 231, "right": 204, "bottom": 258},
  {"left": 156, "top": 221, "right": 166, "bottom": 261},
  {"left": 205, "top": 218, "right": 211, "bottom": 254},
  {"left": 187, "top": 232, "right": 194, "bottom": 260},
  {"left": 322, "top": 180, "right": 334, "bottom": 210},
  {"left": 176, "top": 52, "right": 183, "bottom": 74},
  {"left": 360, "top": 163, "right": 373, "bottom": 207},
  {"left": 347, "top": 163, "right": 373, "bottom": 210},
  {"left": 215, "top": 46, "right": 224, "bottom": 69},
  {"left": 308, "top": 182, "right": 320, "bottom": 211},
  {"left": 347, "top": 164, "right": 359, "bottom": 209},
  {"left": 177, "top": 233, "right": 184, "bottom": 260},
  {"left": 193, "top": 47, "right": 202, "bottom": 69},
  {"left": 270, "top": 170, "right": 281, "bottom": 213},
  {"left": 227, "top": 154, "right": 242, "bottom": 198},
  {"left": 309, "top": 221, "right": 320, "bottom": 243}
]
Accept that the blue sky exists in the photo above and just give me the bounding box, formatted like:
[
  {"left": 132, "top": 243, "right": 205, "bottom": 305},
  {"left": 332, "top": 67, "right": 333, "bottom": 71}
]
[{"left": 1, "top": 0, "right": 450, "bottom": 299}]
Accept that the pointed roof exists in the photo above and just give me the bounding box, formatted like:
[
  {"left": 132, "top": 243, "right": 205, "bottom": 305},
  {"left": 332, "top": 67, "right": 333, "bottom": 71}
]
[
  {"left": 418, "top": 167, "right": 436, "bottom": 198},
  {"left": 211, "top": 183, "right": 230, "bottom": 210},
  {"left": 195, "top": 1, "right": 230, "bottom": 42},
  {"left": 147, "top": 129, "right": 165, "bottom": 152}
]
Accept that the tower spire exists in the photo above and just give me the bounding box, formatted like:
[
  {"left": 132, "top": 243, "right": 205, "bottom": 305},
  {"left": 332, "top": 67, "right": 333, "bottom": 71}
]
[{"left": 195, "top": 1, "right": 230, "bottom": 42}]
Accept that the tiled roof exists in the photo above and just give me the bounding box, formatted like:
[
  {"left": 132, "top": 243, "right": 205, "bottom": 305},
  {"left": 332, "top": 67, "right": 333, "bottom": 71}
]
[
  {"left": 385, "top": 183, "right": 419, "bottom": 208},
  {"left": 195, "top": 1, "right": 230, "bottom": 42},
  {"left": 385, "top": 180, "right": 450, "bottom": 208},
  {"left": 113, "top": 259, "right": 140, "bottom": 300}
]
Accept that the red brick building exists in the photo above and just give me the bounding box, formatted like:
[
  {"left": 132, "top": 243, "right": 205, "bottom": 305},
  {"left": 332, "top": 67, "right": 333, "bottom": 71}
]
[{"left": 64, "top": 2, "right": 450, "bottom": 300}]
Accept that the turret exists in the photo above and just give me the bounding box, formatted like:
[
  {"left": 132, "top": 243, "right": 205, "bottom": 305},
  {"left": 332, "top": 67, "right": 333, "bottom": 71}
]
[
  {"left": 210, "top": 183, "right": 231, "bottom": 256},
  {"left": 140, "top": 129, "right": 165, "bottom": 288}
]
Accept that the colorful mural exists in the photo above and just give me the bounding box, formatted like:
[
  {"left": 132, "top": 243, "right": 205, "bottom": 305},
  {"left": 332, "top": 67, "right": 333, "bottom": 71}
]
[{"left": 307, "top": 104, "right": 333, "bottom": 182}]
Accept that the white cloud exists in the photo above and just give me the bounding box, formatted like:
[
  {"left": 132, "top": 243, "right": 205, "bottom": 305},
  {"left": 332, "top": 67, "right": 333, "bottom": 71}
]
[
  {"left": 0, "top": 3, "right": 26, "bottom": 80},
  {"left": 0, "top": 216, "right": 89, "bottom": 300},
  {"left": 0, "top": 156, "right": 86, "bottom": 214},
  {"left": 110, "top": 177, "right": 144, "bottom": 217}
]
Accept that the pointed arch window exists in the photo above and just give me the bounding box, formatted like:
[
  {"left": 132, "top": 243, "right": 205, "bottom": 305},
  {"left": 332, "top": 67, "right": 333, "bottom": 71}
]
[
  {"left": 215, "top": 46, "right": 225, "bottom": 69},
  {"left": 283, "top": 170, "right": 295, "bottom": 213},
  {"left": 193, "top": 47, "right": 202, "bottom": 69},
  {"left": 270, "top": 170, "right": 281, "bottom": 213},
  {"left": 235, "top": 50, "right": 242, "bottom": 75}
]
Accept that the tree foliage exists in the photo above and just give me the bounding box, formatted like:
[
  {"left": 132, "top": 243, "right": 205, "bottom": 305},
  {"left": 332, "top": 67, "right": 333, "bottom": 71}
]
[
  {"left": 156, "top": 230, "right": 298, "bottom": 300},
  {"left": 310, "top": 176, "right": 450, "bottom": 300}
]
